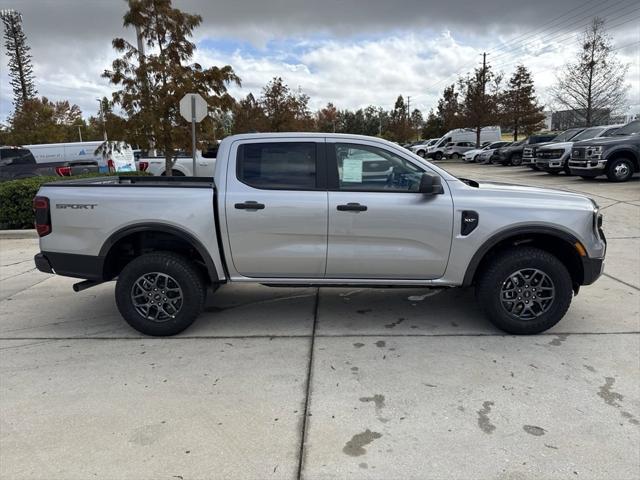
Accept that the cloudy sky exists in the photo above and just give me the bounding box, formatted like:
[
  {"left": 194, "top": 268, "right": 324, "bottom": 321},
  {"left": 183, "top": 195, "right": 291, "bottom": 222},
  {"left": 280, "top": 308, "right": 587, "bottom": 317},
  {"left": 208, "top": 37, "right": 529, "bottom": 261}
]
[{"left": 0, "top": 0, "right": 638, "bottom": 123}]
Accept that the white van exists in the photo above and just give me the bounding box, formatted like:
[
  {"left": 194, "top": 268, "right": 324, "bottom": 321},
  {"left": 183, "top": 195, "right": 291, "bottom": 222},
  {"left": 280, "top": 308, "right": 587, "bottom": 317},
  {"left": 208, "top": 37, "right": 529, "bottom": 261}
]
[
  {"left": 411, "top": 126, "right": 502, "bottom": 159},
  {"left": 25, "top": 141, "right": 136, "bottom": 173}
]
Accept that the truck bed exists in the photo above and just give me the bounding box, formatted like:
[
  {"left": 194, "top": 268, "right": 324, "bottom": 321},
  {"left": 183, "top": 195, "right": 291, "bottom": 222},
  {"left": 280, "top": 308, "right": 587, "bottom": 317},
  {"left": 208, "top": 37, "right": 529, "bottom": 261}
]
[{"left": 44, "top": 175, "right": 214, "bottom": 188}]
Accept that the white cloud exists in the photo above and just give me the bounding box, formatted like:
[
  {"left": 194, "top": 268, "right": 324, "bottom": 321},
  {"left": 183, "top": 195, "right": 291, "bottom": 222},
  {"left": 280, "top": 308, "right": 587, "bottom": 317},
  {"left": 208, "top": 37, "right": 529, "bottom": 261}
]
[{"left": 1, "top": 22, "right": 638, "bottom": 124}]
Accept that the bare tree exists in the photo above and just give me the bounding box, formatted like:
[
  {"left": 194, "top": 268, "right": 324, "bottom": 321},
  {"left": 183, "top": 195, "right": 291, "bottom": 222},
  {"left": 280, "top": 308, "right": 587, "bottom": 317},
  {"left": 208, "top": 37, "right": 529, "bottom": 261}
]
[{"left": 551, "top": 18, "right": 628, "bottom": 127}]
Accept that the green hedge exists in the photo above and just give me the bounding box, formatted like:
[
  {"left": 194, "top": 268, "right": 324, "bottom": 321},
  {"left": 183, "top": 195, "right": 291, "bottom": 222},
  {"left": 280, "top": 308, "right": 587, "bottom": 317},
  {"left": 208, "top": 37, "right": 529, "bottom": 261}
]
[{"left": 0, "top": 172, "right": 150, "bottom": 230}]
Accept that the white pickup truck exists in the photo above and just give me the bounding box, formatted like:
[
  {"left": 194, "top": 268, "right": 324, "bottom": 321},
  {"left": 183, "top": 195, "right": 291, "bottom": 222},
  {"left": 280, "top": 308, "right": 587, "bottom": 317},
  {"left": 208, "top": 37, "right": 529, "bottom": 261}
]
[
  {"left": 137, "top": 150, "right": 217, "bottom": 177},
  {"left": 34, "top": 133, "right": 606, "bottom": 336}
]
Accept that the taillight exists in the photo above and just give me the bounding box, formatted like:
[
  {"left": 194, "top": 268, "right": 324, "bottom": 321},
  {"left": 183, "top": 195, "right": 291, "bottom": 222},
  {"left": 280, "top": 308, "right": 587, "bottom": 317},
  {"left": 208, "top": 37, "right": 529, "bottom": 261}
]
[
  {"left": 55, "top": 165, "right": 72, "bottom": 176},
  {"left": 33, "top": 196, "right": 51, "bottom": 237},
  {"left": 107, "top": 159, "right": 115, "bottom": 172},
  {"left": 138, "top": 161, "right": 149, "bottom": 172}
]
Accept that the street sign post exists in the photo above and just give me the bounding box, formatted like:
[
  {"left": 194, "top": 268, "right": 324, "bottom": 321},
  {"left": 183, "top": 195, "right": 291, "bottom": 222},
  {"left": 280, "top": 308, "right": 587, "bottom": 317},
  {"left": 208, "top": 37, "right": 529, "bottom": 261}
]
[{"left": 179, "top": 93, "right": 208, "bottom": 175}]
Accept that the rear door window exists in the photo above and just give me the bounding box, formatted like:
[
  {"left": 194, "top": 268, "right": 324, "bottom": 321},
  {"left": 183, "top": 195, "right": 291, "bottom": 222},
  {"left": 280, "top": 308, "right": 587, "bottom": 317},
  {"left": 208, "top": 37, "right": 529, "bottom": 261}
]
[
  {"left": 237, "top": 142, "right": 318, "bottom": 190},
  {"left": 0, "top": 149, "right": 36, "bottom": 166}
]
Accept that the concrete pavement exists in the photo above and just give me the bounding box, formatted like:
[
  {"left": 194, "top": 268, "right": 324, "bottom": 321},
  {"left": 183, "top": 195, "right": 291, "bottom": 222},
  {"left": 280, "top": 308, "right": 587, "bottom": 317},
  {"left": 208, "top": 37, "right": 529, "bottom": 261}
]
[{"left": 1, "top": 163, "right": 638, "bottom": 479}]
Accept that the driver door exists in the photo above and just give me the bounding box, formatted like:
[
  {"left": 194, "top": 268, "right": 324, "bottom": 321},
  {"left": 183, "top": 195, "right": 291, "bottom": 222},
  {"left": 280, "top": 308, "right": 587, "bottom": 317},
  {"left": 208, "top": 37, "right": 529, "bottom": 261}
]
[{"left": 326, "top": 141, "right": 454, "bottom": 279}]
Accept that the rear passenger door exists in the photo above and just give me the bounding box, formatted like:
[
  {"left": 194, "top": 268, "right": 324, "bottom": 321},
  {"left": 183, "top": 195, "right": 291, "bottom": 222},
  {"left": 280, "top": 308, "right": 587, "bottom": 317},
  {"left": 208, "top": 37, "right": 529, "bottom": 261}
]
[{"left": 224, "top": 139, "right": 328, "bottom": 278}]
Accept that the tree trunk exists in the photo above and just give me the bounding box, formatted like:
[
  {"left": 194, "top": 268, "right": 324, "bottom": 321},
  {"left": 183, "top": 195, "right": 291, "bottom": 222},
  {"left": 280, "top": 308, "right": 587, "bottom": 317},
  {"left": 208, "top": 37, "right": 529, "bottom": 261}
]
[{"left": 476, "top": 126, "right": 481, "bottom": 148}]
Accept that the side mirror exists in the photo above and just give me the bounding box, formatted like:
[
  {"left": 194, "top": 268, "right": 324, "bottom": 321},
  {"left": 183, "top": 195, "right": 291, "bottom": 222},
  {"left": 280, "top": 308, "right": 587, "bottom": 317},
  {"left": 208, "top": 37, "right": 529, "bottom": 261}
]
[{"left": 419, "top": 173, "right": 444, "bottom": 195}]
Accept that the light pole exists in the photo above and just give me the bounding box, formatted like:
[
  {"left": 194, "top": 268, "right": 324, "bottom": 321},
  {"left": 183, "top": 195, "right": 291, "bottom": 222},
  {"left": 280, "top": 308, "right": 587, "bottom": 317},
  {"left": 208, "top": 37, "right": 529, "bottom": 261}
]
[{"left": 97, "top": 98, "right": 107, "bottom": 141}]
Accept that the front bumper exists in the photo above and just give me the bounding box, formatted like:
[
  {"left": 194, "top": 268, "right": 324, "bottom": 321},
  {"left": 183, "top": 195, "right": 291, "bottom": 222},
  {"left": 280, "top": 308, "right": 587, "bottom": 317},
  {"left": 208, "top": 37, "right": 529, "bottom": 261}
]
[
  {"left": 568, "top": 159, "right": 607, "bottom": 175},
  {"left": 581, "top": 256, "right": 605, "bottom": 285}
]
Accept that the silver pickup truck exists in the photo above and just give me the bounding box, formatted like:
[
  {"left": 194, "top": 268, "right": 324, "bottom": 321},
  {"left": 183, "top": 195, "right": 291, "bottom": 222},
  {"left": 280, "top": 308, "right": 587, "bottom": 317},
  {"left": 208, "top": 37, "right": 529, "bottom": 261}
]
[{"left": 33, "top": 133, "right": 606, "bottom": 336}]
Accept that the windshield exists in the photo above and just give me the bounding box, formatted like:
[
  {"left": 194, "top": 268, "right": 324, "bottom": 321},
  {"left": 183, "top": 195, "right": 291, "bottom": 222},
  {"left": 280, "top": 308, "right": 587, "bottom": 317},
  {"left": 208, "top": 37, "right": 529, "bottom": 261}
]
[
  {"left": 553, "top": 128, "right": 583, "bottom": 142},
  {"left": 571, "top": 127, "right": 606, "bottom": 142},
  {"left": 614, "top": 120, "right": 640, "bottom": 136}
]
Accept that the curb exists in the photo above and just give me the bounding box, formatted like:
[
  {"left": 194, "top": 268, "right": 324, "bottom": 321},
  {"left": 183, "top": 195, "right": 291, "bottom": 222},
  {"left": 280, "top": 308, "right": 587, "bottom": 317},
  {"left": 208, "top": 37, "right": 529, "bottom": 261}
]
[{"left": 0, "top": 229, "right": 38, "bottom": 239}]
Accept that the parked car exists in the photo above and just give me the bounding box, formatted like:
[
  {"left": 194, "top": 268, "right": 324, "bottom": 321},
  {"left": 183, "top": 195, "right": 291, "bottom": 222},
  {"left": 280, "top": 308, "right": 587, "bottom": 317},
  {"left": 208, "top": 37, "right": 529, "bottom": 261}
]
[
  {"left": 477, "top": 142, "right": 513, "bottom": 164},
  {"left": 536, "top": 125, "right": 623, "bottom": 175},
  {"left": 0, "top": 146, "right": 99, "bottom": 182},
  {"left": 411, "top": 126, "right": 502, "bottom": 159},
  {"left": 34, "top": 132, "right": 605, "bottom": 337},
  {"left": 444, "top": 141, "right": 477, "bottom": 159},
  {"left": 494, "top": 134, "right": 557, "bottom": 166},
  {"left": 409, "top": 138, "right": 439, "bottom": 157},
  {"left": 462, "top": 141, "right": 509, "bottom": 163},
  {"left": 522, "top": 128, "right": 585, "bottom": 169},
  {"left": 569, "top": 119, "right": 640, "bottom": 182}
]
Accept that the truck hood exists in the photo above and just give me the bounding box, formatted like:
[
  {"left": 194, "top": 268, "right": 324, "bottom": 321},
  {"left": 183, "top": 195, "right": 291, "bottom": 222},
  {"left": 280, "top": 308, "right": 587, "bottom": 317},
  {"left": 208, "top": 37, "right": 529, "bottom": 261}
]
[
  {"left": 573, "top": 134, "right": 637, "bottom": 147},
  {"left": 464, "top": 180, "right": 596, "bottom": 209},
  {"left": 538, "top": 141, "right": 572, "bottom": 151}
]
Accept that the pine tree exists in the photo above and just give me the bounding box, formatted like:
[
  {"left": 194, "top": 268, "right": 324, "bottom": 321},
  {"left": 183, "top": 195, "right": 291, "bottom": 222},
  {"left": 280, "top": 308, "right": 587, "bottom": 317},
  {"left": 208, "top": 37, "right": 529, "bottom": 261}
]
[
  {"left": 436, "top": 85, "right": 460, "bottom": 133},
  {"left": 502, "top": 65, "right": 546, "bottom": 140},
  {"left": 386, "top": 95, "right": 410, "bottom": 142},
  {"left": 551, "top": 18, "right": 628, "bottom": 127},
  {"left": 1, "top": 9, "right": 37, "bottom": 111},
  {"left": 410, "top": 109, "right": 424, "bottom": 141},
  {"left": 422, "top": 109, "right": 444, "bottom": 139}
]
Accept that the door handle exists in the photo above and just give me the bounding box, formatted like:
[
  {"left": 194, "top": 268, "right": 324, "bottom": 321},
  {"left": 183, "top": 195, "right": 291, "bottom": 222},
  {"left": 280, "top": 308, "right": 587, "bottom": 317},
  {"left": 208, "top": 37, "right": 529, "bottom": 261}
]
[
  {"left": 234, "top": 201, "right": 265, "bottom": 210},
  {"left": 337, "top": 203, "right": 367, "bottom": 212}
]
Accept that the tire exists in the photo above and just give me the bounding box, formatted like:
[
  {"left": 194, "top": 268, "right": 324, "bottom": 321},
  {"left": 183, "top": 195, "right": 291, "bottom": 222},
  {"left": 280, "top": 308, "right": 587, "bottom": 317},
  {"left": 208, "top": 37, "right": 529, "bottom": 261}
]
[
  {"left": 161, "top": 169, "right": 186, "bottom": 177},
  {"left": 475, "top": 247, "right": 572, "bottom": 335},
  {"left": 417, "top": 150, "right": 426, "bottom": 158},
  {"left": 433, "top": 151, "right": 443, "bottom": 161},
  {"left": 511, "top": 154, "right": 522, "bottom": 166},
  {"left": 115, "top": 251, "right": 207, "bottom": 336},
  {"left": 606, "top": 158, "right": 634, "bottom": 182},
  {"left": 451, "top": 153, "right": 460, "bottom": 159}
]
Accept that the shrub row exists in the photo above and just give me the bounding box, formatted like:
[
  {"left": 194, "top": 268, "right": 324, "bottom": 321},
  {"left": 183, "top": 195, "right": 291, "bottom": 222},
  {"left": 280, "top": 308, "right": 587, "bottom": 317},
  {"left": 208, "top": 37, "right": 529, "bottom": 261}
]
[{"left": 0, "top": 172, "right": 149, "bottom": 230}]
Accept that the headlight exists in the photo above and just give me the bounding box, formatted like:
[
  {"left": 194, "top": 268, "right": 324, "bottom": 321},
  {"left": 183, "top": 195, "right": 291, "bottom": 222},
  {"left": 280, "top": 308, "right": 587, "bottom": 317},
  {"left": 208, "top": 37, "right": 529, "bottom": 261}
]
[{"left": 586, "top": 146, "right": 603, "bottom": 159}]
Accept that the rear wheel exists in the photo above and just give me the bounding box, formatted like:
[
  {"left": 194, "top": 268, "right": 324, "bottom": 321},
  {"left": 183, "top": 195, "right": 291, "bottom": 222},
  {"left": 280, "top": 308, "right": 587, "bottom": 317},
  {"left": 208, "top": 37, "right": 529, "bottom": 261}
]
[
  {"left": 476, "top": 247, "right": 572, "bottom": 334},
  {"left": 115, "top": 252, "right": 207, "bottom": 336},
  {"left": 417, "top": 150, "right": 426, "bottom": 158},
  {"left": 451, "top": 153, "right": 460, "bottom": 159},
  {"left": 606, "top": 158, "right": 633, "bottom": 182}
]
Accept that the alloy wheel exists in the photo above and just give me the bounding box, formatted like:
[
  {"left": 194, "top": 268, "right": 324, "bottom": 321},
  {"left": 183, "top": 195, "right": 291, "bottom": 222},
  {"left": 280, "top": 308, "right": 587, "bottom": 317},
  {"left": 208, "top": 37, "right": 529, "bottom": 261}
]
[{"left": 499, "top": 268, "right": 555, "bottom": 320}]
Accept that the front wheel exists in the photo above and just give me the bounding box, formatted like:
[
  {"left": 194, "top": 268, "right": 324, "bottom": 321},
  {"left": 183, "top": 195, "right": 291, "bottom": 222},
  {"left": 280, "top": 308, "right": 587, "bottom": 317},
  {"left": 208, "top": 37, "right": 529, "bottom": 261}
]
[
  {"left": 606, "top": 158, "right": 633, "bottom": 182},
  {"left": 115, "top": 252, "right": 207, "bottom": 336},
  {"left": 433, "top": 151, "right": 443, "bottom": 161},
  {"left": 451, "top": 153, "right": 460, "bottom": 159},
  {"left": 476, "top": 247, "right": 572, "bottom": 334},
  {"left": 510, "top": 154, "right": 522, "bottom": 166}
]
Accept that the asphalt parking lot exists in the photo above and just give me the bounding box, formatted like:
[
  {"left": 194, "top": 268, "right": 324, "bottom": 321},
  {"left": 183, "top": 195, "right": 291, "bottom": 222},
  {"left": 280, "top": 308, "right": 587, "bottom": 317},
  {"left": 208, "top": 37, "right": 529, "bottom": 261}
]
[{"left": 1, "top": 163, "right": 638, "bottom": 480}]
